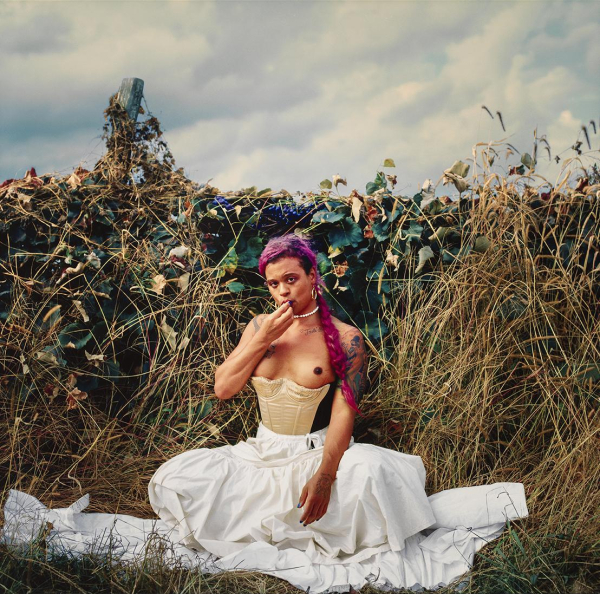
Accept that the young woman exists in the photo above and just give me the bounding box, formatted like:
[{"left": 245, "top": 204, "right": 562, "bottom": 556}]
[{"left": 147, "top": 235, "right": 528, "bottom": 593}]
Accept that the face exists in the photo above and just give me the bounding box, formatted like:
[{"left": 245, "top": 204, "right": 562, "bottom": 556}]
[{"left": 264, "top": 257, "right": 316, "bottom": 310}]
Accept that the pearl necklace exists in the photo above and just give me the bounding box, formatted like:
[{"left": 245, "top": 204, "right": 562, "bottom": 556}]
[{"left": 293, "top": 305, "right": 319, "bottom": 319}]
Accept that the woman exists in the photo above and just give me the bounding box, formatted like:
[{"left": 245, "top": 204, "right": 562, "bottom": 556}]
[{"left": 148, "top": 235, "right": 528, "bottom": 593}]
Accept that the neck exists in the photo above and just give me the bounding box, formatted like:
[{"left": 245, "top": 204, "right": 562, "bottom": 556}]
[{"left": 292, "top": 300, "right": 319, "bottom": 321}]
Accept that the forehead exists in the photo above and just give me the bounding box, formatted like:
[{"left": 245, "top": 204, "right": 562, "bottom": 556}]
[{"left": 264, "top": 257, "right": 306, "bottom": 278}]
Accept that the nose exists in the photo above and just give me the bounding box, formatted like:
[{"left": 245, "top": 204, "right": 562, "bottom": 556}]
[{"left": 278, "top": 284, "right": 290, "bottom": 297}]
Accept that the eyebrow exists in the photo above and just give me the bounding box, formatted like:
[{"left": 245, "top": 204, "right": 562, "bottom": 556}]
[{"left": 266, "top": 272, "right": 299, "bottom": 281}]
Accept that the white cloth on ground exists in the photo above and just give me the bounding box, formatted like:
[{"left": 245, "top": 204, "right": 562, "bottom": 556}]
[{"left": 2, "top": 420, "right": 528, "bottom": 593}]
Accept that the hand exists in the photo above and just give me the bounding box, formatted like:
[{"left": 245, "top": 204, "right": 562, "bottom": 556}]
[
  {"left": 258, "top": 301, "right": 294, "bottom": 343},
  {"left": 298, "top": 470, "right": 335, "bottom": 526}
]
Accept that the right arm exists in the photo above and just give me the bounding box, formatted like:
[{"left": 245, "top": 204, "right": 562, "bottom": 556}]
[{"left": 213, "top": 302, "right": 293, "bottom": 399}]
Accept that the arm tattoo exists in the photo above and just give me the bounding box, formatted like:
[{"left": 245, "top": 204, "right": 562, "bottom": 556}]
[
  {"left": 251, "top": 315, "right": 276, "bottom": 359},
  {"left": 315, "top": 473, "right": 335, "bottom": 496},
  {"left": 252, "top": 315, "right": 264, "bottom": 333},
  {"left": 341, "top": 331, "right": 368, "bottom": 403}
]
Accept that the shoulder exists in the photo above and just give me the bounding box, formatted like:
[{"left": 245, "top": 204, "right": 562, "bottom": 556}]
[{"left": 331, "top": 317, "right": 365, "bottom": 355}]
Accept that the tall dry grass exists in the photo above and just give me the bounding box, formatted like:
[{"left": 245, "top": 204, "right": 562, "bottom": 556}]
[{"left": 1, "top": 103, "right": 599, "bottom": 592}]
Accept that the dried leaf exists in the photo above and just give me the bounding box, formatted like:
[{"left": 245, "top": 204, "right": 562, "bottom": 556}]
[
  {"left": 68, "top": 173, "right": 82, "bottom": 189},
  {"left": 442, "top": 171, "right": 470, "bottom": 193},
  {"left": 85, "top": 351, "right": 105, "bottom": 368},
  {"left": 66, "top": 373, "right": 77, "bottom": 389},
  {"left": 73, "top": 300, "right": 89, "bottom": 322},
  {"left": 169, "top": 245, "right": 190, "bottom": 259},
  {"left": 150, "top": 274, "right": 167, "bottom": 295},
  {"left": 351, "top": 196, "right": 362, "bottom": 223},
  {"left": 66, "top": 388, "right": 87, "bottom": 410},
  {"left": 17, "top": 193, "right": 32, "bottom": 210},
  {"left": 20, "top": 355, "right": 29, "bottom": 375},
  {"left": 421, "top": 178, "right": 436, "bottom": 208},
  {"left": 86, "top": 252, "right": 101, "bottom": 270},
  {"left": 35, "top": 351, "right": 59, "bottom": 365},
  {"left": 64, "top": 262, "right": 85, "bottom": 275},
  {"left": 333, "top": 262, "right": 349, "bottom": 277},
  {"left": 332, "top": 175, "right": 347, "bottom": 188},
  {"left": 383, "top": 158, "right": 396, "bottom": 168},
  {"left": 44, "top": 384, "right": 60, "bottom": 399},
  {"left": 160, "top": 316, "right": 178, "bottom": 351},
  {"left": 177, "top": 272, "right": 190, "bottom": 293},
  {"left": 386, "top": 250, "right": 399, "bottom": 271},
  {"left": 415, "top": 246, "right": 435, "bottom": 274}
]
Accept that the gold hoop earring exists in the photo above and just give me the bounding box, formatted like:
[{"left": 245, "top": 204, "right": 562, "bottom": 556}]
[{"left": 311, "top": 286, "right": 318, "bottom": 300}]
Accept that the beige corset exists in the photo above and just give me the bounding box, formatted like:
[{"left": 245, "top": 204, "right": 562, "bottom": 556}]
[{"left": 251, "top": 376, "right": 330, "bottom": 435}]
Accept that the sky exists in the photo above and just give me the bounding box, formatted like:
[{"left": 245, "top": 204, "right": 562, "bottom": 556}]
[{"left": 1, "top": 0, "right": 599, "bottom": 197}]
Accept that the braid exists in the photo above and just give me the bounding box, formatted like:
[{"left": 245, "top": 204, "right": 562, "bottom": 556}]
[
  {"left": 316, "top": 292, "right": 364, "bottom": 416},
  {"left": 258, "top": 234, "right": 364, "bottom": 416}
]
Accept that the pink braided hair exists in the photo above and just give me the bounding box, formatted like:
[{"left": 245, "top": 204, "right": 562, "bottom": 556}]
[{"left": 258, "top": 235, "right": 364, "bottom": 416}]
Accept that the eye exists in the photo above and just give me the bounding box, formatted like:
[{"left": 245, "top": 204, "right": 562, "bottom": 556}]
[
  {"left": 287, "top": 277, "right": 296, "bottom": 283},
  {"left": 268, "top": 281, "right": 278, "bottom": 288}
]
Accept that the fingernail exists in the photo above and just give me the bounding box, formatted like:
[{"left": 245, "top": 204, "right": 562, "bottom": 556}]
[
  {"left": 299, "top": 520, "right": 303, "bottom": 523},
  {"left": 297, "top": 503, "right": 301, "bottom": 508}
]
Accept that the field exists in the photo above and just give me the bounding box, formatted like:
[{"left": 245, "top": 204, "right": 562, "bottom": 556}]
[{"left": 0, "top": 99, "right": 598, "bottom": 593}]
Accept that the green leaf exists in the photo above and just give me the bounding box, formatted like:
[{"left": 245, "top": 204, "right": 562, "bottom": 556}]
[
  {"left": 359, "top": 310, "right": 388, "bottom": 341},
  {"left": 320, "top": 179, "right": 333, "bottom": 190},
  {"left": 236, "top": 236, "right": 263, "bottom": 269},
  {"left": 218, "top": 247, "right": 238, "bottom": 277},
  {"left": 105, "top": 359, "right": 120, "bottom": 381},
  {"left": 383, "top": 158, "right": 396, "bottom": 168},
  {"left": 365, "top": 181, "right": 380, "bottom": 196},
  {"left": 474, "top": 236, "right": 491, "bottom": 253},
  {"left": 402, "top": 222, "right": 423, "bottom": 242},
  {"left": 312, "top": 210, "right": 346, "bottom": 224},
  {"left": 329, "top": 219, "right": 363, "bottom": 249},
  {"left": 226, "top": 281, "right": 245, "bottom": 293},
  {"left": 317, "top": 252, "right": 333, "bottom": 275},
  {"left": 521, "top": 153, "right": 535, "bottom": 169},
  {"left": 420, "top": 407, "right": 437, "bottom": 426},
  {"left": 447, "top": 160, "right": 470, "bottom": 178},
  {"left": 372, "top": 219, "right": 390, "bottom": 242},
  {"left": 497, "top": 295, "right": 527, "bottom": 320},
  {"left": 257, "top": 188, "right": 272, "bottom": 197},
  {"left": 58, "top": 323, "right": 93, "bottom": 350}
]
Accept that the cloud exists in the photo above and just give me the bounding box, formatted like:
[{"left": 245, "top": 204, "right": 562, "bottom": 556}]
[{"left": 1, "top": 0, "right": 598, "bottom": 193}]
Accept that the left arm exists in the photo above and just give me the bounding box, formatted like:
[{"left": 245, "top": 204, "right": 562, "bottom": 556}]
[{"left": 298, "top": 329, "right": 368, "bottom": 526}]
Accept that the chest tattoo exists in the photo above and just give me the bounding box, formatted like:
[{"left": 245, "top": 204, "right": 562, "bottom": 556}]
[
  {"left": 264, "top": 344, "right": 276, "bottom": 359},
  {"left": 301, "top": 327, "right": 323, "bottom": 336}
]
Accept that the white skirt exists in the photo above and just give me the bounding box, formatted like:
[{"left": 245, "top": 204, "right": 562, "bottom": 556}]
[
  {"left": 2, "top": 423, "right": 528, "bottom": 594},
  {"left": 147, "top": 422, "right": 528, "bottom": 591}
]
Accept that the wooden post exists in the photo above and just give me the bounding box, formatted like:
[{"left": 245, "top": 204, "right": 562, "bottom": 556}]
[{"left": 117, "top": 78, "right": 144, "bottom": 121}]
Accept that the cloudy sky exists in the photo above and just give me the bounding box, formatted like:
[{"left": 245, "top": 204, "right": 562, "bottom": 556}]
[{"left": 1, "top": 0, "right": 598, "bottom": 196}]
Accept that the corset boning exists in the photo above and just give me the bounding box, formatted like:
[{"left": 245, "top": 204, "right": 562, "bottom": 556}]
[{"left": 251, "top": 376, "right": 330, "bottom": 435}]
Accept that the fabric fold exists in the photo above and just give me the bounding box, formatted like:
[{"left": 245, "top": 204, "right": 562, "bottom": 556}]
[{"left": 2, "top": 421, "right": 529, "bottom": 593}]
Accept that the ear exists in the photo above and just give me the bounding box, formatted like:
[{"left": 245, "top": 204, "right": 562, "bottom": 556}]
[{"left": 308, "top": 267, "right": 316, "bottom": 283}]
